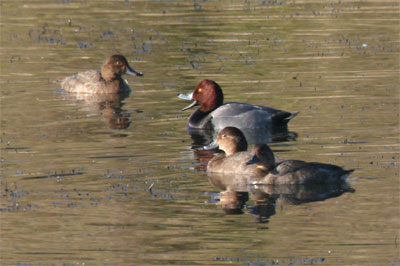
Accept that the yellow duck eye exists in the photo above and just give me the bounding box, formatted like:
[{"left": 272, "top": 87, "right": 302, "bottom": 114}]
[{"left": 198, "top": 88, "right": 203, "bottom": 93}]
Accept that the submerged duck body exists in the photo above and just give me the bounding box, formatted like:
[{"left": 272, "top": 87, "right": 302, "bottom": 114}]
[
  {"left": 61, "top": 55, "right": 143, "bottom": 94},
  {"left": 207, "top": 127, "right": 353, "bottom": 185},
  {"left": 178, "top": 79, "right": 298, "bottom": 131}
]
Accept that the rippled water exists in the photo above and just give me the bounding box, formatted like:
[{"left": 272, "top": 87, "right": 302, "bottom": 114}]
[{"left": 1, "top": 1, "right": 399, "bottom": 265}]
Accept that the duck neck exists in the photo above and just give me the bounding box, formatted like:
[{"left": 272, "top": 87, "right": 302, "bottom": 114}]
[
  {"left": 256, "top": 160, "right": 275, "bottom": 173},
  {"left": 101, "top": 66, "right": 120, "bottom": 81},
  {"left": 223, "top": 143, "right": 247, "bottom": 157},
  {"left": 188, "top": 109, "right": 213, "bottom": 129},
  {"left": 223, "top": 148, "right": 236, "bottom": 157}
]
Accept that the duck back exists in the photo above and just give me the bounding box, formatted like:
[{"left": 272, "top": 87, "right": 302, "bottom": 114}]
[
  {"left": 253, "top": 160, "right": 353, "bottom": 185},
  {"left": 61, "top": 70, "right": 130, "bottom": 94},
  {"left": 210, "top": 102, "right": 296, "bottom": 131},
  {"left": 61, "top": 70, "right": 99, "bottom": 93}
]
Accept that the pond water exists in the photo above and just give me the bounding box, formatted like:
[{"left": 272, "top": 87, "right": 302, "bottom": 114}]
[{"left": 1, "top": 0, "right": 399, "bottom": 265}]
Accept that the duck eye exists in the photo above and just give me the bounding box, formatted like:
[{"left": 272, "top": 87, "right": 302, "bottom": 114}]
[
  {"left": 197, "top": 88, "right": 203, "bottom": 93},
  {"left": 116, "top": 61, "right": 121, "bottom": 65}
]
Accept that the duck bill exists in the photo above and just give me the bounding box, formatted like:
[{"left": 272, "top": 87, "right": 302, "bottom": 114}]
[
  {"left": 181, "top": 100, "right": 198, "bottom": 111},
  {"left": 178, "top": 92, "right": 198, "bottom": 110},
  {"left": 177, "top": 92, "right": 194, "bottom": 101},
  {"left": 203, "top": 139, "right": 219, "bottom": 150},
  {"left": 246, "top": 155, "right": 261, "bottom": 165},
  {"left": 126, "top": 66, "right": 143, "bottom": 76}
]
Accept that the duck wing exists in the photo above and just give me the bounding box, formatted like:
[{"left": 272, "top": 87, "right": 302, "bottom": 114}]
[
  {"left": 274, "top": 160, "right": 352, "bottom": 184},
  {"left": 274, "top": 160, "right": 307, "bottom": 175},
  {"left": 211, "top": 102, "right": 297, "bottom": 129},
  {"left": 61, "top": 70, "right": 102, "bottom": 93},
  {"left": 208, "top": 151, "right": 254, "bottom": 175}
]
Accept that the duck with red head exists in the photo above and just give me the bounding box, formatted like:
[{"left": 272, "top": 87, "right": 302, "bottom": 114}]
[
  {"left": 61, "top": 55, "right": 143, "bottom": 94},
  {"left": 178, "top": 79, "right": 298, "bottom": 142}
]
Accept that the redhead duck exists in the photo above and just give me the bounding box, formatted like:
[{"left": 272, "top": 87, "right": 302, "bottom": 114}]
[
  {"left": 178, "top": 79, "right": 298, "bottom": 131},
  {"left": 246, "top": 144, "right": 353, "bottom": 185},
  {"left": 61, "top": 55, "right": 143, "bottom": 94},
  {"left": 207, "top": 127, "right": 353, "bottom": 185}
]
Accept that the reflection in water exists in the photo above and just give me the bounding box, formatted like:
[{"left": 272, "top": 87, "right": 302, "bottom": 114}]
[
  {"left": 217, "top": 190, "right": 249, "bottom": 215},
  {"left": 192, "top": 148, "right": 216, "bottom": 172},
  {"left": 209, "top": 172, "right": 355, "bottom": 223},
  {"left": 61, "top": 90, "right": 138, "bottom": 129}
]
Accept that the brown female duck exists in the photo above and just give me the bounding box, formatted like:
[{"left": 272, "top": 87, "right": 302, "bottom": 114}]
[{"left": 61, "top": 55, "right": 142, "bottom": 94}]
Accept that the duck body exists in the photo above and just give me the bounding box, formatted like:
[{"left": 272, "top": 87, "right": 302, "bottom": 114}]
[
  {"left": 179, "top": 79, "right": 298, "bottom": 132},
  {"left": 207, "top": 150, "right": 260, "bottom": 176},
  {"left": 250, "top": 159, "right": 353, "bottom": 185},
  {"left": 61, "top": 70, "right": 131, "bottom": 94},
  {"left": 206, "top": 127, "right": 269, "bottom": 177},
  {"left": 61, "top": 55, "right": 142, "bottom": 94},
  {"left": 206, "top": 127, "right": 353, "bottom": 185},
  {"left": 189, "top": 102, "right": 296, "bottom": 131},
  {"left": 247, "top": 144, "right": 353, "bottom": 185}
]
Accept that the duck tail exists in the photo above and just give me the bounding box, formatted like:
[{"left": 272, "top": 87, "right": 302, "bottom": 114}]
[
  {"left": 271, "top": 111, "right": 299, "bottom": 126},
  {"left": 285, "top": 111, "right": 299, "bottom": 121},
  {"left": 340, "top": 169, "right": 354, "bottom": 181}
]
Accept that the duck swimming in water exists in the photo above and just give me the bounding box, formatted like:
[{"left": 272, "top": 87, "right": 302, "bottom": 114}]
[
  {"left": 61, "top": 55, "right": 143, "bottom": 94},
  {"left": 246, "top": 144, "right": 353, "bottom": 185},
  {"left": 178, "top": 79, "right": 298, "bottom": 131},
  {"left": 206, "top": 127, "right": 262, "bottom": 177},
  {"left": 207, "top": 127, "right": 353, "bottom": 185}
]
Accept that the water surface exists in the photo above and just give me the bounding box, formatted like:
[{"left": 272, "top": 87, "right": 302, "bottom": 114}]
[{"left": 1, "top": 0, "right": 399, "bottom": 265}]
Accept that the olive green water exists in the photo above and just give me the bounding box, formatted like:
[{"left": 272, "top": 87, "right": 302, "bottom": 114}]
[{"left": 1, "top": 1, "right": 399, "bottom": 265}]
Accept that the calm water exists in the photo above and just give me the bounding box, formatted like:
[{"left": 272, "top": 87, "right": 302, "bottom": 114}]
[{"left": 1, "top": 0, "right": 399, "bottom": 265}]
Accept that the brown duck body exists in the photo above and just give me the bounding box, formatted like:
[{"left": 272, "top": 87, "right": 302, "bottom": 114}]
[
  {"left": 250, "top": 159, "right": 353, "bottom": 185},
  {"left": 207, "top": 127, "right": 271, "bottom": 178},
  {"left": 61, "top": 70, "right": 132, "bottom": 94},
  {"left": 207, "top": 127, "right": 353, "bottom": 185},
  {"left": 247, "top": 144, "right": 354, "bottom": 185},
  {"left": 207, "top": 151, "right": 261, "bottom": 177}
]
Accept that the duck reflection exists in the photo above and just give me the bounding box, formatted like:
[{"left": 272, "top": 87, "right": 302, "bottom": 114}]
[
  {"left": 188, "top": 126, "right": 298, "bottom": 148},
  {"left": 217, "top": 190, "right": 249, "bottom": 215},
  {"left": 61, "top": 91, "right": 134, "bottom": 129},
  {"left": 209, "top": 172, "right": 355, "bottom": 223}
]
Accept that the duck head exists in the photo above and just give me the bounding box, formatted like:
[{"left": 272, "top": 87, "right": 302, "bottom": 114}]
[
  {"left": 216, "top": 127, "right": 248, "bottom": 156},
  {"left": 179, "top": 79, "right": 224, "bottom": 112},
  {"left": 246, "top": 144, "right": 276, "bottom": 171},
  {"left": 101, "top": 55, "right": 143, "bottom": 81}
]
